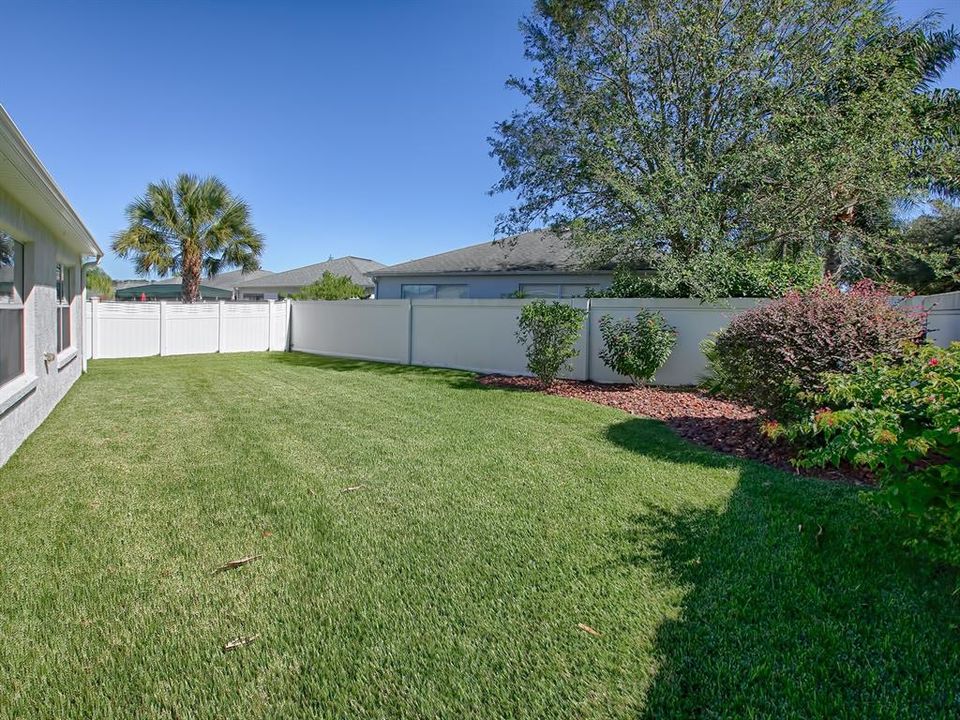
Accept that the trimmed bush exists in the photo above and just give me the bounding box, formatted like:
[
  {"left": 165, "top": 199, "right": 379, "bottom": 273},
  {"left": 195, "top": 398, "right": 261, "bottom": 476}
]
[
  {"left": 776, "top": 342, "right": 960, "bottom": 565},
  {"left": 708, "top": 279, "right": 927, "bottom": 417},
  {"left": 598, "top": 310, "right": 677, "bottom": 385},
  {"left": 292, "top": 271, "right": 367, "bottom": 300},
  {"left": 515, "top": 301, "right": 586, "bottom": 386}
]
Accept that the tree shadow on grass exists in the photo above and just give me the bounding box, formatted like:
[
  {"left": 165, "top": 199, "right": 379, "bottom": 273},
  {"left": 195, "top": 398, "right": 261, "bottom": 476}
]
[
  {"left": 268, "top": 351, "right": 478, "bottom": 384},
  {"left": 606, "top": 417, "right": 960, "bottom": 718}
]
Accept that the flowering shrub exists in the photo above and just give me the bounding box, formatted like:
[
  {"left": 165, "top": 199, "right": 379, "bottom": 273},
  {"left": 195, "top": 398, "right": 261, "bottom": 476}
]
[
  {"left": 708, "top": 279, "right": 927, "bottom": 417},
  {"left": 515, "top": 301, "right": 587, "bottom": 386},
  {"left": 598, "top": 310, "right": 677, "bottom": 385},
  {"left": 779, "top": 342, "right": 960, "bottom": 565}
]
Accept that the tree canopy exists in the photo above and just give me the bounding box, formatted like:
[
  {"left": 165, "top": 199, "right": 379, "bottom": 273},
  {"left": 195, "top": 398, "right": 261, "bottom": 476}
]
[
  {"left": 893, "top": 200, "right": 960, "bottom": 293},
  {"left": 490, "top": 0, "right": 959, "bottom": 286},
  {"left": 113, "top": 174, "right": 264, "bottom": 303},
  {"left": 291, "top": 271, "right": 367, "bottom": 300},
  {"left": 85, "top": 266, "right": 114, "bottom": 299}
]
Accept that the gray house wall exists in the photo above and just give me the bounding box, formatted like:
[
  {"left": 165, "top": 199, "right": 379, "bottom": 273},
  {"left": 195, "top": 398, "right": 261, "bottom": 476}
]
[
  {"left": 373, "top": 272, "right": 614, "bottom": 300},
  {"left": 0, "top": 186, "right": 85, "bottom": 466}
]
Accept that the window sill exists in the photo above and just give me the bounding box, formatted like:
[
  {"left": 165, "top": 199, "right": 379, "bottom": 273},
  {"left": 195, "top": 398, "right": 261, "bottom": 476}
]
[
  {"left": 0, "top": 374, "right": 39, "bottom": 416},
  {"left": 56, "top": 347, "right": 78, "bottom": 370}
]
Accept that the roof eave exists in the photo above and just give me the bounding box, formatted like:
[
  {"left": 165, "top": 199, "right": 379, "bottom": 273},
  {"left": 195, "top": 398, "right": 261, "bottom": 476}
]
[
  {"left": 368, "top": 268, "right": 616, "bottom": 278},
  {"left": 0, "top": 106, "right": 102, "bottom": 258}
]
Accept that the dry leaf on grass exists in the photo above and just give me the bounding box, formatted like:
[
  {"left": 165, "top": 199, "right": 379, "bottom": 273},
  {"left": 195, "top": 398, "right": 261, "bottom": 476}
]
[
  {"left": 213, "top": 555, "right": 261, "bottom": 573},
  {"left": 577, "top": 623, "right": 601, "bottom": 637},
  {"left": 341, "top": 484, "right": 366, "bottom": 493},
  {"left": 223, "top": 634, "right": 259, "bottom": 652}
]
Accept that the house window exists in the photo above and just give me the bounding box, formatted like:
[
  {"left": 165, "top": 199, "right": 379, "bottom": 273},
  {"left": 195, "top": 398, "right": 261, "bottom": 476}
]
[
  {"left": 0, "top": 236, "right": 25, "bottom": 387},
  {"left": 401, "top": 284, "right": 469, "bottom": 299},
  {"left": 560, "top": 284, "right": 597, "bottom": 298},
  {"left": 56, "top": 264, "right": 72, "bottom": 353},
  {"left": 519, "top": 283, "right": 598, "bottom": 299}
]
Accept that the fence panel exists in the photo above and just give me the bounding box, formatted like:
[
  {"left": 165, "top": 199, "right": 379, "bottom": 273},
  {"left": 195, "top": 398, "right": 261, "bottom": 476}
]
[
  {"left": 411, "top": 298, "right": 589, "bottom": 379},
  {"left": 165, "top": 303, "right": 219, "bottom": 355},
  {"left": 95, "top": 302, "right": 160, "bottom": 358},
  {"left": 291, "top": 300, "right": 410, "bottom": 363},
  {"left": 587, "top": 298, "right": 761, "bottom": 386},
  {"left": 86, "top": 300, "right": 289, "bottom": 359},
  {"left": 221, "top": 302, "right": 270, "bottom": 353},
  {"left": 905, "top": 291, "right": 960, "bottom": 348}
]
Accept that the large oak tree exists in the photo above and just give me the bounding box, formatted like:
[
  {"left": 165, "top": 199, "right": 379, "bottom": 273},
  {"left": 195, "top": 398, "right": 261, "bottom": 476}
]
[{"left": 490, "top": 0, "right": 959, "bottom": 281}]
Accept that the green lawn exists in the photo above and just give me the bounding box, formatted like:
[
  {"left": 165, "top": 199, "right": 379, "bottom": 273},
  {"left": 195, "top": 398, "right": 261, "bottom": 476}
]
[{"left": 0, "top": 353, "right": 957, "bottom": 718}]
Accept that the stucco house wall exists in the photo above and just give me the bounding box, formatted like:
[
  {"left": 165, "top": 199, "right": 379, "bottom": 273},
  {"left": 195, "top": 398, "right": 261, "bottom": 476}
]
[
  {"left": 373, "top": 272, "right": 614, "bottom": 300},
  {"left": 0, "top": 108, "right": 100, "bottom": 467}
]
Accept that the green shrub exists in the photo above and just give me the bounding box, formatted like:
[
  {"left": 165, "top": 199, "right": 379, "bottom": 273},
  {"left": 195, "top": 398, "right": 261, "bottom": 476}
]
[
  {"left": 707, "top": 279, "right": 927, "bottom": 418},
  {"left": 775, "top": 342, "right": 960, "bottom": 565},
  {"left": 515, "top": 301, "right": 587, "bottom": 386},
  {"left": 590, "top": 252, "right": 823, "bottom": 301},
  {"left": 292, "top": 271, "right": 367, "bottom": 300},
  {"left": 598, "top": 310, "right": 677, "bottom": 385}
]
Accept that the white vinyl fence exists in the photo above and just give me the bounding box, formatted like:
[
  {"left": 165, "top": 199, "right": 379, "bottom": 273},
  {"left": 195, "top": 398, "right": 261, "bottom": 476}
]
[
  {"left": 83, "top": 299, "right": 290, "bottom": 360},
  {"left": 85, "top": 292, "right": 960, "bottom": 386},
  {"left": 903, "top": 291, "right": 960, "bottom": 348},
  {"left": 291, "top": 298, "right": 761, "bottom": 385}
]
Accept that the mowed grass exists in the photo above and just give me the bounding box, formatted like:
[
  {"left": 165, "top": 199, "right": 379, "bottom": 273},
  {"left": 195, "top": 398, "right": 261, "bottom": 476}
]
[{"left": 0, "top": 353, "right": 957, "bottom": 719}]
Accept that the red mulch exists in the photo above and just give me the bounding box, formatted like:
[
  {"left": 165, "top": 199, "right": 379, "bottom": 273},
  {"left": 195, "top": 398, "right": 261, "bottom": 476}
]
[{"left": 477, "top": 375, "right": 872, "bottom": 485}]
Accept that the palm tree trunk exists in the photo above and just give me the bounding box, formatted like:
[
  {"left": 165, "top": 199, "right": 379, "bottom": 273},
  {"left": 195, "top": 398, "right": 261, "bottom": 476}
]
[{"left": 182, "top": 248, "right": 202, "bottom": 303}]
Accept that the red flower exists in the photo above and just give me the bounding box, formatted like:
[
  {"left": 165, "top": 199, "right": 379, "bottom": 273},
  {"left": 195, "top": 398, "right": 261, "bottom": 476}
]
[{"left": 929, "top": 357, "right": 940, "bottom": 367}]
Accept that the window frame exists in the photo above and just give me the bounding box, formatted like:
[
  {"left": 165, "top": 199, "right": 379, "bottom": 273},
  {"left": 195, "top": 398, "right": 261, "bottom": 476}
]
[
  {"left": 56, "top": 263, "right": 73, "bottom": 353},
  {"left": 519, "top": 283, "right": 599, "bottom": 299},
  {"left": 0, "top": 237, "right": 26, "bottom": 390},
  {"left": 401, "top": 284, "right": 469, "bottom": 300}
]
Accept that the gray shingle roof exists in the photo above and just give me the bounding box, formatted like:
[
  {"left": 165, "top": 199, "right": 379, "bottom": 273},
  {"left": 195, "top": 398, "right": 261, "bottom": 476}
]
[
  {"left": 370, "top": 230, "right": 609, "bottom": 276},
  {"left": 235, "top": 256, "right": 385, "bottom": 290},
  {"left": 114, "top": 269, "right": 274, "bottom": 291}
]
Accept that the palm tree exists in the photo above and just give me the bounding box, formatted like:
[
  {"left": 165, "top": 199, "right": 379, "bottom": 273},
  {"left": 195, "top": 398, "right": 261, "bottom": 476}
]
[{"left": 113, "top": 174, "right": 264, "bottom": 302}]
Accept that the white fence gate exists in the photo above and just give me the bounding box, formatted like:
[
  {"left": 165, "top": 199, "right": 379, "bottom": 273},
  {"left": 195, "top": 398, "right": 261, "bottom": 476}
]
[{"left": 83, "top": 299, "right": 290, "bottom": 360}]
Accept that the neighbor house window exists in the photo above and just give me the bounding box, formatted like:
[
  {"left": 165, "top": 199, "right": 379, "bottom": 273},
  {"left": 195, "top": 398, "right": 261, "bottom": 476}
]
[
  {"left": 519, "top": 283, "right": 598, "bottom": 299},
  {"left": 56, "top": 264, "right": 72, "bottom": 353},
  {"left": 401, "top": 284, "right": 469, "bottom": 299},
  {"left": 0, "top": 236, "right": 25, "bottom": 387}
]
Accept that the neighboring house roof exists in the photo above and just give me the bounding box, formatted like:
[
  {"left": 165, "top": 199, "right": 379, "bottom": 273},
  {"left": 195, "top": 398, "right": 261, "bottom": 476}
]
[
  {"left": 114, "top": 269, "right": 273, "bottom": 292},
  {"left": 114, "top": 282, "right": 233, "bottom": 300},
  {"left": 0, "top": 105, "right": 101, "bottom": 258},
  {"left": 235, "top": 256, "right": 386, "bottom": 289},
  {"left": 370, "top": 230, "right": 612, "bottom": 277}
]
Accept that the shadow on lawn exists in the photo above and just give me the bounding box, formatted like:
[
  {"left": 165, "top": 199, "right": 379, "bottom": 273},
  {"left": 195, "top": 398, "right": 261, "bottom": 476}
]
[
  {"left": 268, "top": 351, "right": 475, "bottom": 382},
  {"left": 606, "top": 417, "right": 960, "bottom": 717}
]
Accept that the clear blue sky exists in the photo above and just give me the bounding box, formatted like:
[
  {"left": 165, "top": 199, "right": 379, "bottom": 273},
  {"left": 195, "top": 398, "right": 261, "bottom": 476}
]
[{"left": 3, "top": 0, "right": 957, "bottom": 279}]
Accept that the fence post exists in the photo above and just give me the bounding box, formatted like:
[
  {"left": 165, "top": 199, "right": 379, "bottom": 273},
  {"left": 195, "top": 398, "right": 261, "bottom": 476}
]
[
  {"left": 158, "top": 301, "right": 167, "bottom": 356},
  {"left": 267, "top": 299, "right": 275, "bottom": 351},
  {"left": 285, "top": 298, "right": 293, "bottom": 351},
  {"left": 584, "top": 298, "right": 592, "bottom": 382},
  {"left": 218, "top": 300, "right": 226, "bottom": 353},
  {"left": 406, "top": 298, "right": 413, "bottom": 365},
  {"left": 90, "top": 296, "right": 100, "bottom": 360}
]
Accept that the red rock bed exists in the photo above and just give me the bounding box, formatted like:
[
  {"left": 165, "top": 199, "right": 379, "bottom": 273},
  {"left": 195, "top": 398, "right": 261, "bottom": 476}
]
[{"left": 477, "top": 375, "right": 871, "bottom": 485}]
